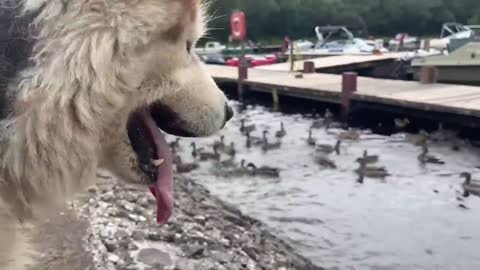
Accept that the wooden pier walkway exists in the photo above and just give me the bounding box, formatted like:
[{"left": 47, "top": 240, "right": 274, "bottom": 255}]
[
  {"left": 255, "top": 52, "right": 409, "bottom": 72},
  {"left": 207, "top": 65, "right": 480, "bottom": 120}
]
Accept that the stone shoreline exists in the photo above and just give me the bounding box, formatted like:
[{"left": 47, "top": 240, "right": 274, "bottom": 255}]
[{"left": 68, "top": 174, "right": 323, "bottom": 270}]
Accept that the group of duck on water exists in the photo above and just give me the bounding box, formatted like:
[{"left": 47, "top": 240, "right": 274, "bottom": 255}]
[{"left": 167, "top": 109, "right": 480, "bottom": 199}]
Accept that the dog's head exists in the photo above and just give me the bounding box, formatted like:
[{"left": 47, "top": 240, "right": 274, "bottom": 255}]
[{"left": 18, "top": 0, "right": 233, "bottom": 222}]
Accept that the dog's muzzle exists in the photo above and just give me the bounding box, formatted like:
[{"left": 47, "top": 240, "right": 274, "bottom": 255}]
[{"left": 223, "top": 102, "right": 234, "bottom": 127}]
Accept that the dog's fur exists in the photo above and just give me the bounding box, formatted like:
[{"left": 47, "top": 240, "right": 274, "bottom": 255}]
[{"left": 0, "top": 0, "right": 230, "bottom": 268}]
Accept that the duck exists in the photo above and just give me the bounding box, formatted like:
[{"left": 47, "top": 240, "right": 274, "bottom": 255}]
[
  {"left": 361, "top": 150, "right": 378, "bottom": 164},
  {"left": 169, "top": 138, "right": 181, "bottom": 150},
  {"left": 175, "top": 157, "right": 199, "bottom": 173},
  {"left": 355, "top": 160, "right": 389, "bottom": 183},
  {"left": 199, "top": 145, "right": 221, "bottom": 161},
  {"left": 247, "top": 162, "right": 280, "bottom": 177},
  {"left": 409, "top": 129, "right": 429, "bottom": 146},
  {"left": 417, "top": 145, "right": 444, "bottom": 165},
  {"left": 394, "top": 118, "right": 410, "bottom": 130},
  {"left": 314, "top": 154, "right": 336, "bottom": 169},
  {"left": 221, "top": 142, "right": 236, "bottom": 157},
  {"left": 275, "top": 122, "right": 286, "bottom": 138},
  {"left": 461, "top": 172, "right": 480, "bottom": 197},
  {"left": 245, "top": 131, "right": 263, "bottom": 148},
  {"left": 316, "top": 140, "right": 341, "bottom": 155},
  {"left": 338, "top": 128, "right": 360, "bottom": 141},
  {"left": 240, "top": 119, "right": 256, "bottom": 134},
  {"left": 430, "top": 122, "right": 457, "bottom": 143},
  {"left": 213, "top": 135, "right": 225, "bottom": 149},
  {"left": 262, "top": 134, "right": 281, "bottom": 151},
  {"left": 311, "top": 119, "right": 324, "bottom": 129},
  {"left": 306, "top": 128, "right": 316, "bottom": 146},
  {"left": 190, "top": 142, "right": 204, "bottom": 159},
  {"left": 324, "top": 108, "right": 334, "bottom": 129},
  {"left": 226, "top": 159, "right": 252, "bottom": 176}
]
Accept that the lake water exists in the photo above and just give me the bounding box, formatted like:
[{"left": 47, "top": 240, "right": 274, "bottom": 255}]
[{"left": 166, "top": 101, "right": 480, "bottom": 270}]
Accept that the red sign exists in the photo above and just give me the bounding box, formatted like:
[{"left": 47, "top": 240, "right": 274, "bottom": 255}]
[{"left": 231, "top": 11, "right": 246, "bottom": 41}]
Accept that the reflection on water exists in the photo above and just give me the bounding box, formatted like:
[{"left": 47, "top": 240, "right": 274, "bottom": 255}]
[{"left": 167, "top": 101, "right": 480, "bottom": 270}]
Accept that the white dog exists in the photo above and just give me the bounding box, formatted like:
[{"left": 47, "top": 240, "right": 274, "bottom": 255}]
[{"left": 0, "top": 0, "right": 233, "bottom": 268}]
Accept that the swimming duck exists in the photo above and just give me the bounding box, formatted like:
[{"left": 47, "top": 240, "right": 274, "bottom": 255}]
[
  {"left": 314, "top": 154, "right": 336, "bottom": 169},
  {"left": 222, "top": 142, "right": 236, "bottom": 157},
  {"left": 275, "top": 122, "right": 286, "bottom": 138},
  {"left": 175, "top": 157, "right": 199, "bottom": 173},
  {"left": 461, "top": 172, "right": 480, "bottom": 197},
  {"left": 316, "top": 140, "right": 341, "bottom": 155},
  {"left": 199, "top": 145, "right": 221, "bottom": 161},
  {"left": 219, "top": 156, "right": 236, "bottom": 168},
  {"left": 306, "top": 129, "right": 316, "bottom": 146},
  {"left": 417, "top": 145, "right": 444, "bottom": 165},
  {"left": 409, "top": 130, "right": 429, "bottom": 146},
  {"left": 246, "top": 131, "right": 263, "bottom": 148},
  {"left": 361, "top": 150, "right": 379, "bottom": 164},
  {"left": 262, "top": 134, "right": 281, "bottom": 151},
  {"left": 169, "top": 138, "right": 181, "bottom": 150},
  {"left": 190, "top": 142, "right": 204, "bottom": 159},
  {"left": 338, "top": 128, "right": 360, "bottom": 141},
  {"left": 394, "top": 118, "right": 410, "bottom": 130},
  {"left": 355, "top": 159, "right": 389, "bottom": 183},
  {"left": 247, "top": 162, "right": 280, "bottom": 177},
  {"left": 213, "top": 135, "right": 225, "bottom": 149},
  {"left": 324, "top": 108, "right": 334, "bottom": 129},
  {"left": 240, "top": 119, "right": 256, "bottom": 134},
  {"left": 228, "top": 159, "right": 252, "bottom": 176}
]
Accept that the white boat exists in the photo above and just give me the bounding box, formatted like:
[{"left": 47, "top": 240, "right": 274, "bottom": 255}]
[
  {"left": 430, "top": 23, "right": 474, "bottom": 51},
  {"left": 194, "top": 41, "right": 226, "bottom": 56},
  {"left": 388, "top": 33, "right": 418, "bottom": 51},
  {"left": 298, "top": 26, "right": 388, "bottom": 56}
]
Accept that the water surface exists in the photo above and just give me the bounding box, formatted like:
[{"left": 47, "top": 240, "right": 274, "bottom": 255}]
[{"left": 167, "top": 102, "right": 480, "bottom": 270}]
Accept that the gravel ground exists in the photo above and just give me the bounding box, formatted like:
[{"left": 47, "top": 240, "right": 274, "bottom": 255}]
[{"left": 30, "top": 173, "right": 322, "bottom": 270}]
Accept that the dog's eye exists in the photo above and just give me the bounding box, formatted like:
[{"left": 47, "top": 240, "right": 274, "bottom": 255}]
[{"left": 186, "top": 41, "right": 192, "bottom": 54}]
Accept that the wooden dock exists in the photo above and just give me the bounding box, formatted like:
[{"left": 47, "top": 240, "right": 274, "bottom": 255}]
[
  {"left": 207, "top": 65, "right": 480, "bottom": 122},
  {"left": 256, "top": 53, "right": 409, "bottom": 72}
]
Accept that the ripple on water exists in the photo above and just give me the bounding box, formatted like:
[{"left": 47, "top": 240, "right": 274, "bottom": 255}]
[{"left": 168, "top": 101, "right": 480, "bottom": 270}]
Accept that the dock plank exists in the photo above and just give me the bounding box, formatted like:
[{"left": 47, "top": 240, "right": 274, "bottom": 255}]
[
  {"left": 255, "top": 53, "right": 408, "bottom": 72},
  {"left": 207, "top": 65, "right": 480, "bottom": 117}
]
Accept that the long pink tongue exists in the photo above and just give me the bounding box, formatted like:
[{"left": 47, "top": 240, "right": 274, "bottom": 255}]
[{"left": 138, "top": 111, "right": 174, "bottom": 224}]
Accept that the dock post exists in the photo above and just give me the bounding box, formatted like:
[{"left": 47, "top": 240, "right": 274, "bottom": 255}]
[
  {"left": 272, "top": 88, "right": 280, "bottom": 111},
  {"left": 289, "top": 40, "right": 294, "bottom": 72},
  {"left": 237, "top": 40, "right": 248, "bottom": 101},
  {"left": 419, "top": 66, "right": 437, "bottom": 84},
  {"left": 341, "top": 72, "right": 357, "bottom": 122},
  {"left": 303, "top": 61, "right": 315, "bottom": 73},
  {"left": 237, "top": 61, "right": 248, "bottom": 101}
]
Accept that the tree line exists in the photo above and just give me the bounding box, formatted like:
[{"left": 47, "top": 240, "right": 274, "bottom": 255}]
[{"left": 207, "top": 0, "right": 480, "bottom": 42}]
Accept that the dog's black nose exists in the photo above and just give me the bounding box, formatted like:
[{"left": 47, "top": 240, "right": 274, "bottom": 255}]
[{"left": 225, "top": 103, "right": 234, "bottom": 122}]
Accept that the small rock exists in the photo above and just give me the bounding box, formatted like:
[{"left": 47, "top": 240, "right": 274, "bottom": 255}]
[
  {"left": 120, "top": 200, "right": 135, "bottom": 212},
  {"left": 148, "top": 232, "right": 163, "bottom": 241},
  {"left": 88, "top": 187, "right": 97, "bottom": 194},
  {"left": 132, "top": 230, "right": 146, "bottom": 241},
  {"left": 137, "top": 197, "right": 150, "bottom": 208},
  {"left": 193, "top": 215, "right": 207, "bottom": 225},
  {"left": 184, "top": 245, "right": 205, "bottom": 259},
  {"left": 124, "top": 193, "right": 138, "bottom": 203},
  {"left": 104, "top": 241, "right": 117, "bottom": 253},
  {"left": 134, "top": 206, "right": 146, "bottom": 215},
  {"left": 128, "top": 243, "right": 139, "bottom": 251},
  {"left": 137, "top": 248, "right": 172, "bottom": 267},
  {"left": 103, "top": 192, "right": 115, "bottom": 202},
  {"left": 108, "top": 254, "right": 120, "bottom": 264},
  {"left": 115, "top": 230, "right": 130, "bottom": 240}
]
